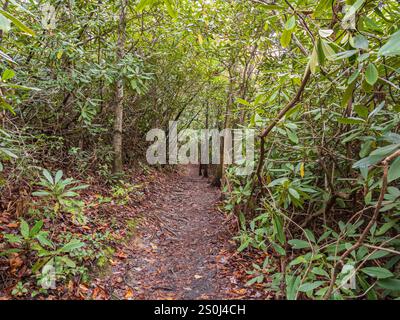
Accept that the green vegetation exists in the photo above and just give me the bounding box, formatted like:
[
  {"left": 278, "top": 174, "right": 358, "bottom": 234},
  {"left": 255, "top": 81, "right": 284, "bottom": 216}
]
[{"left": 0, "top": 0, "right": 399, "bottom": 300}]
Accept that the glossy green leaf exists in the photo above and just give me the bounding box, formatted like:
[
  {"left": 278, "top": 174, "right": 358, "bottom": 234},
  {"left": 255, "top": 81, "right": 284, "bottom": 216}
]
[
  {"left": 298, "top": 281, "right": 325, "bottom": 292},
  {"left": 288, "top": 239, "right": 310, "bottom": 249},
  {"left": 0, "top": 10, "right": 34, "bottom": 36},
  {"left": 280, "top": 29, "right": 292, "bottom": 48},
  {"left": 59, "top": 239, "right": 85, "bottom": 253},
  {"left": 365, "top": 63, "right": 378, "bottom": 86},
  {"left": 378, "top": 30, "right": 400, "bottom": 57},
  {"left": 353, "top": 155, "right": 384, "bottom": 169},
  {"left": 377, "top": 278, "right": 400, "bottom": 291},
  {"left": 0, "top": 13, "right": 10, "bottom": 32},
  {"left": 352, "top": 35, "right": 369, "bottom": 50},
  {"left": 318, "top": 29, "right": 333, "bottom": 38},
  {"left": 343, "top": 0, "right": 365, "bottom": 22},
  {"left": 1, "top": 69, "right": 15, "bottom": 81},
  {"left": 388, "top": 157, "right": 400, "bottom": 182},
  {"left": 337, "top": 117, "right": 365, "bottom": 125},
  {"left": 20, "top": 219, "right": 29, "bottom": 239},
  {"left": 361, "top": 267, "right": 394, "bottom": 279},
  {"left": 285, "top": 16, "right": 296, "bottom": 30},
  {"left": 42, "top": 169, "right": 54, "bottom": 185}
]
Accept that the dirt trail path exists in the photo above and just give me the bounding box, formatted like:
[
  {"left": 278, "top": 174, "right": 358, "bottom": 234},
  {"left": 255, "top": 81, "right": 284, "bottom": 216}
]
[{"left": 103, "top": 165, "right": 249, "bottom": 300}]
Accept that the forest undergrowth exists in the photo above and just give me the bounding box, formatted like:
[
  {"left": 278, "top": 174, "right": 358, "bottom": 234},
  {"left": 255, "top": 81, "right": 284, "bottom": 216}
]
[{"left": 1, "top": 0, "right": 400, "bottom": 300}]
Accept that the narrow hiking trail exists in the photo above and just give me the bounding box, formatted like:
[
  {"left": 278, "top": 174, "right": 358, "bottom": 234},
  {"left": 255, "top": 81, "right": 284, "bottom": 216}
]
[{"left": 100, "top": 166, "right": 265, "bottom": 300}]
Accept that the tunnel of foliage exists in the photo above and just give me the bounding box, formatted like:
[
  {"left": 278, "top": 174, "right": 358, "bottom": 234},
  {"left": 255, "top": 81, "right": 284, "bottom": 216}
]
[{"left": 0, "top": 0, "right": 400, "bottom": 300}]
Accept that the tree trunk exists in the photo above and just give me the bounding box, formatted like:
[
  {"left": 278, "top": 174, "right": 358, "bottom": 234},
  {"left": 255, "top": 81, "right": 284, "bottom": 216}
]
[
  {"left": 0, "top": 1, "right": 9, "bottom": 44},
  {"left": 203, "top": 102, "right": 209, "bottom": 178},
  {"left": 112, "top": 0, "right": 127, "bottom": 174},
  {"left": 199, "top": 102, "right": 209, "bottom": 178},
  {"left": 213, "top": 70, "right": 233, "bottom": 186}
]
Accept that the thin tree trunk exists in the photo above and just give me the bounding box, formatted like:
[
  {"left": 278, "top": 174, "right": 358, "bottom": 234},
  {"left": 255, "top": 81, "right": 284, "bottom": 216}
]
[
  {"left": 0, "top": 1, "right": 9, "bottom": 44},
  {"left": 204, "top": 102, "right": 209, "bottom": 177},
  {"left": 112, "top": 0, "right": 127, "bottom": 174},
  {"left": 214, "top": 71, "right": 233, "bottom": 186}
]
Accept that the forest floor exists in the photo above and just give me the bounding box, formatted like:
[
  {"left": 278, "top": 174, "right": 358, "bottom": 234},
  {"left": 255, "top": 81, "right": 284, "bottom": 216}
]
[
  {"left": 98, "top": 165, "right": 268, "bottom": 300},
  {"left": 0, "top": 165, "right": 269, "bottom": 300}
]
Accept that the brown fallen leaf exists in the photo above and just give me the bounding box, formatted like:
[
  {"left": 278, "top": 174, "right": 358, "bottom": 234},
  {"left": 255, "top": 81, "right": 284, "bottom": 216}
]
[
  {"left": 115, "top": 251, "right": 128, "bottom": 259},
  {"left": 7, "top": 222, "right": 18, "bottom": 228},
  {"left": 92, "top": 286, "right": 108, "bottom": 300},
  {"left": 232, "top": 288, "right": 247, "bottom": 295},
  {"left": 67, "top": 280, "right": 74, "bottom": 294},
  {"left": 9, "top": 254, "right": 23, "bottom": 273},
  {"left": 109, "top": 259, "right": 118, "bottom": 266},
  {"left": 78, "top": 284, "right": 89, "bottom": 295},
  {"left": 124, "top": 288, "right": 134, "bottom": 299}
]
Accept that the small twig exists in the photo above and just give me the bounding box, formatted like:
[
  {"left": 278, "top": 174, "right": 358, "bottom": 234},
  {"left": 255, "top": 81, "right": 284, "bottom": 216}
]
[{"left": 363, "top": 244, "right": 400, "bottom": 256}]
